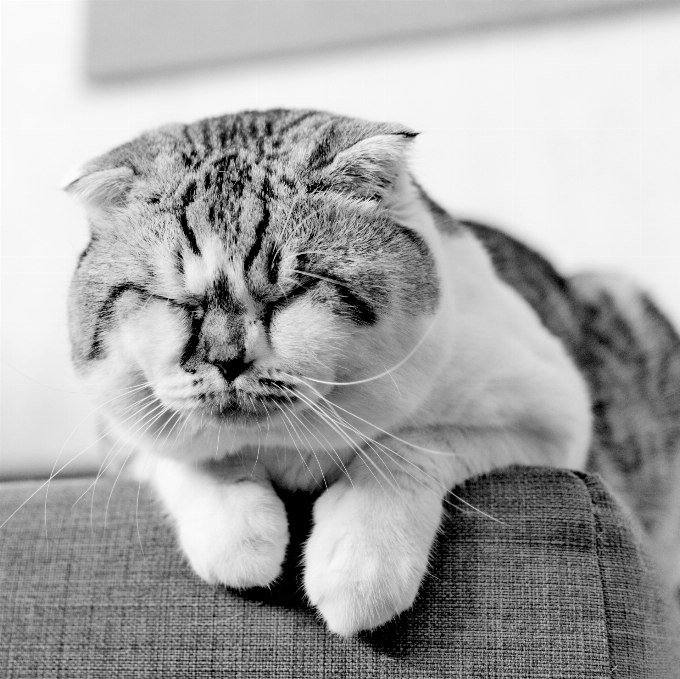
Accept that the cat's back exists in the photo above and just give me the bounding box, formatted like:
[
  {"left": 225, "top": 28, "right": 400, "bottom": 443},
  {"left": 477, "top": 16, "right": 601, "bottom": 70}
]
[
  {"left": 569, "top": 271, "right": 680, "bottom": 592},
  {"left": 458, "top": 219, "right": 582, "bottom": 356},
  {"left": 455, "top": 217, "right": 680, "bottom": 594}
]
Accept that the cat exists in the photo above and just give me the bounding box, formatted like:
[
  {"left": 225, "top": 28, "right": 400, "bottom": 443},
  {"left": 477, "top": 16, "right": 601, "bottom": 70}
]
[{"left": 65, "top": 109, "right": 680, "bottom": 636}]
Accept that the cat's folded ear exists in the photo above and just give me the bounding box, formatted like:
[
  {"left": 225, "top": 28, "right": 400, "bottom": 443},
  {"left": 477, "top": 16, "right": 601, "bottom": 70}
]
[
  {"left": 309, "top": 123, "right": 418, "bottom": 202},
  {"left": 62, "top": 163, "right": 136, "bottom": 214}
]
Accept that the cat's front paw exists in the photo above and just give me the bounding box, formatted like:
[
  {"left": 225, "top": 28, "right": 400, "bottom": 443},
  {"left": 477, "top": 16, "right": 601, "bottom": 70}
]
[
  {"left": 174, "top": 480, "right": 289, "bottom": 589},
  {"left": 304, "top": 484, "right": 435, "bottom": 636}
]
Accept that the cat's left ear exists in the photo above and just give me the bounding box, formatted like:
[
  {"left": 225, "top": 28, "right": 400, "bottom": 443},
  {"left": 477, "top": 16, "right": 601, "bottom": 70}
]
[
  {"left": 317, "top": 128, "right": 418, "bottom": 202},
  {"left": 62, "top": 164, "right": 135, "bottom": 214}
]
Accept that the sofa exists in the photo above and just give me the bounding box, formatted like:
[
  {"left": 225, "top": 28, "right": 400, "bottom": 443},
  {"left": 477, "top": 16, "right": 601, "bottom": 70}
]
[{"left": 2, "top": 466, "right": 679, "bottom": 678}]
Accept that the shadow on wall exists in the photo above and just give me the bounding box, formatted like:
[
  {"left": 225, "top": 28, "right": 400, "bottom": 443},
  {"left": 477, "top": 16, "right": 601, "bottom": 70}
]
[{"left": 86, "top": 0, "right": 674, "bottom": 82}]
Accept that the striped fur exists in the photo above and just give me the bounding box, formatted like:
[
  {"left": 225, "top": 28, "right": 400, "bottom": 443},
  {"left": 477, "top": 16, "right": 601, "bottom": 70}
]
[
  {"left": 67, "top": 111, "right": 437, "bottom": 372},
  {"left": 464, "top": 220, "right": 680, "bottom": 601},
  {"left": 66, "top": 110, "right": 679, "bottom": 634}
]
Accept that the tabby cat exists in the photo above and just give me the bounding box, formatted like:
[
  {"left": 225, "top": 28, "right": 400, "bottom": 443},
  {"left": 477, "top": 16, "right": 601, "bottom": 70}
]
[{"left": 65, "top": 109, "right": 680, "bottom": 636}]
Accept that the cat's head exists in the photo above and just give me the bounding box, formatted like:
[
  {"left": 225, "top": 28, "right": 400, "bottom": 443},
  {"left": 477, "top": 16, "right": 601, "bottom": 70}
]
[{"left": 66, "top": 110, "right": 448, "bottom": 460}]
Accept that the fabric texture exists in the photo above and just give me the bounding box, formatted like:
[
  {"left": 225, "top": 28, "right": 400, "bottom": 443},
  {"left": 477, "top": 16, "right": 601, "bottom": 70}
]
[{"left": 1, "top": 467, "right": 678, "bottom": 678}]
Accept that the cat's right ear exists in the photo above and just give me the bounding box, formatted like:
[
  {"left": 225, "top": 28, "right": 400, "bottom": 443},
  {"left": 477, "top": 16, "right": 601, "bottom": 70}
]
[{"left": 61, "top": 165, "right": 135, "bottom": 214}]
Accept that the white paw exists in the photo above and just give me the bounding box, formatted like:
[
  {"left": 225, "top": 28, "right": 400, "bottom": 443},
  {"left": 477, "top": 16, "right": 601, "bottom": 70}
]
[
  {"left": 304, "top": 484, "right": 434, "bottom": 636},
  {"left": 174, "top": 480, "right": 289, "bottom": 589}
]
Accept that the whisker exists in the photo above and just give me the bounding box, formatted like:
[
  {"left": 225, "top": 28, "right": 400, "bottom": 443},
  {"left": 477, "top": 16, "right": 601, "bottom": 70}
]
[
  {"left": 378, "top": 357, "right": 402, "bottom": 400},
  {"left": 303, "top": 395, "right": 402, "bottom": 495},
  {"left": 87, "top": 395, "right": 160, "bottom": 530},
  {"left": 273, "top": 403, "right": 318, "bottom": 485},
  {"left": 280, "top": 316, "right": 437, "bottom": 388},
  {"left": 0, "top": 360, "right": 149, "bottom": 395},
  {"left": 104, "top": 404, "right": 172, "bottom": 529},
  {"left": 289, "top": 376, "right": 463, "bottom": 459},
  {"left": 280, "top": 249, "right": 330, "bottom": 262},
  {"left": 307, "top": 388, "right": 506, "bottom": 525},
  {"left": 3, "top": 387, "right": 154, "bottom": 533},
  {"left": 289, "top": 269, "right": 359, "bottom": 290},
  {"left": 247, "top": 395, "right": 263, "bottom": 472},
  {"left": 279, "top": 395, "right": 331, "bottom": 489},
  {"left": 91, "top": 392, "right": 158, "bottom": 478},
  {"left": 44, "top": 381, "right": 153, "bottom": 536},
  {"left": 215, "top": 408, "right": 223, "bottom": 461},
  {"left": 281, "top": 387, "right": 355, "bottom": 488},
  {"left": 287, "top": 389, "right": 383, "bottom": 491},
  {"left": 135, "top": 409, "right": 183, "bottom": 558},
  {"left": 72, "top": 399, "right": 165, "bottom": 511}
]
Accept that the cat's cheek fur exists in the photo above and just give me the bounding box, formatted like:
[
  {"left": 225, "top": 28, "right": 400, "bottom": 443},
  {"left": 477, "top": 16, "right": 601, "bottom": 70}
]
[
  {"left": 269, "top": 298, "right": 343, "bottom": 385},
  {"left": 119, "top": 304, "right": 189, "bottom": 384},
  {"left": 82, "top": 307, "right": 228, "bottom": 461}
]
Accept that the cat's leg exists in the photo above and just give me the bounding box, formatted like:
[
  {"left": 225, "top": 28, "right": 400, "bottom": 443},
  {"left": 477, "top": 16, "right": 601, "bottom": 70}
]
[
  {"left": 149, "top": 454, "right": 289, "bottom": 589},
  {"left": 303, "top": 441, "right": 448, "bottom": 636},
  {"left": 304, "top": 426, "right": 563, "bottom": 636}
]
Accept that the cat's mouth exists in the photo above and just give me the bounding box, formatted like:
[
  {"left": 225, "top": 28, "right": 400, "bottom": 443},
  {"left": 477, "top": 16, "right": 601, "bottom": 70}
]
[
  {"left": 154, "top": 370, "right": 327, "bottom": 428},
  {"left": 213, "top": 391, "right": 295, "bottom": 418},
  {"left": 168, "top": 381, "right": 306, "bottom": 425}
]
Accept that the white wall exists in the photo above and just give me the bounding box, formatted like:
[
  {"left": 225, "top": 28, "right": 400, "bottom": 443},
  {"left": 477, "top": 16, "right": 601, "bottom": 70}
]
[{"left": 2, "top": 1, "right": 680, "bottom": 479}]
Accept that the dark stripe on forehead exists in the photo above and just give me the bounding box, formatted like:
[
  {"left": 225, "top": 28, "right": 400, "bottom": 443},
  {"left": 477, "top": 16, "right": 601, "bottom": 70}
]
[
  {"left": 217, "top": 122, "right": 232, "bottom": 149},
  {"left": 182, "top": 125, "right": 194, "bottom": 148},
  {"left": 200, "top": 119, "right": 213, "bottom": 154},
  {"left": 177, "top": 180, "right": 201, "bottom": 255},
  {"left": 179, "top": 127, "right": 199, "bottom": 168},
  {"left": 88, "top": 283, "right": 146, "bottom": 360},
  {"left": 267, "top": 247, "right": 281, "bottom": 285},
  {"left": 206, "top": 274, "right": 245, "bottom": 315},
  {"left": 179, "top": 211, "right": 201, "bottom": 256},
  {"left": 243, "top": 175, "right": 272, "bottom": 273},
  {"left": 247, "top": 116, "right": 259, "bottom": 138},
  {"left": 179, "top": 312, "right": 204, "bottom": 372},
  {"left": 307, "top": 126, "right": 341, "bottom": 171},
  {"left": 180, "top": 151, "right": 197, "bottom": 169},
  {"left": 181, "top": 180, "right": 197, "bottom": 206},
  {"left": 276, "top": 111, "right": 316, "bottom": 137}
]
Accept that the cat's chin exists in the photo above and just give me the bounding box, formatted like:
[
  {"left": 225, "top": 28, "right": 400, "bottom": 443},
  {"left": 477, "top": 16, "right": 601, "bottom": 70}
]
[{"left": 180, "top": 401, "right": 289, "bottom": 430}]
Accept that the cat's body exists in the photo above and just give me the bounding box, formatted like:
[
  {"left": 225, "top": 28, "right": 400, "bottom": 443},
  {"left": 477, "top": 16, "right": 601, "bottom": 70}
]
[
  {"left": 66, "top": 110, "right": 680, "bottom": 635},
  {"left": 467, "top": 221, "right": 680, "bottom": 593}
]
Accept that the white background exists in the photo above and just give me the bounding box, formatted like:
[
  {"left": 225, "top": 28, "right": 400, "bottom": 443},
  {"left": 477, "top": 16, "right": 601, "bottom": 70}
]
[{"left": 2, "top": 1, "right": 680, "bottom": 479}]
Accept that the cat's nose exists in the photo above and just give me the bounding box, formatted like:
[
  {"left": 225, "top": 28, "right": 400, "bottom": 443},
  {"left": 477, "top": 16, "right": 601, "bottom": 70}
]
[{"left": 211, "top": 356, "right": 253, "bottom": 382}]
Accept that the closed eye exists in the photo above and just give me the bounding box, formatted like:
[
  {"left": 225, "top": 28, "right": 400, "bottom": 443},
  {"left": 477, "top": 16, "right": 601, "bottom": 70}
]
[
  {"left": 279, "top": 269, "right": 377, "bottom": 326},
  {"left": 151, "top": 295, "right": 204, "bottom": 318},
  {"left": 280, "top": 275, "right": 319, "bottom": 303},
  {"left": 261, "top": 273, "right": 319, "bottom": 327}
]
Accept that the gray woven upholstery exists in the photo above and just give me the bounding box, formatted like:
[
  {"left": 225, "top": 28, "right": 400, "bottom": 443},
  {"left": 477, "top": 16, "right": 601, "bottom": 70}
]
[{"left": 1, "top": 467, "right": 678, "bottom": 678}]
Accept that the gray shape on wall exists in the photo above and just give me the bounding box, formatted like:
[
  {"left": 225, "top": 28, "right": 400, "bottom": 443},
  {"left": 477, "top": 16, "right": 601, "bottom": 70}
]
[{"left": 86, "top": 0, "right": 674, "bottom": 82}]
